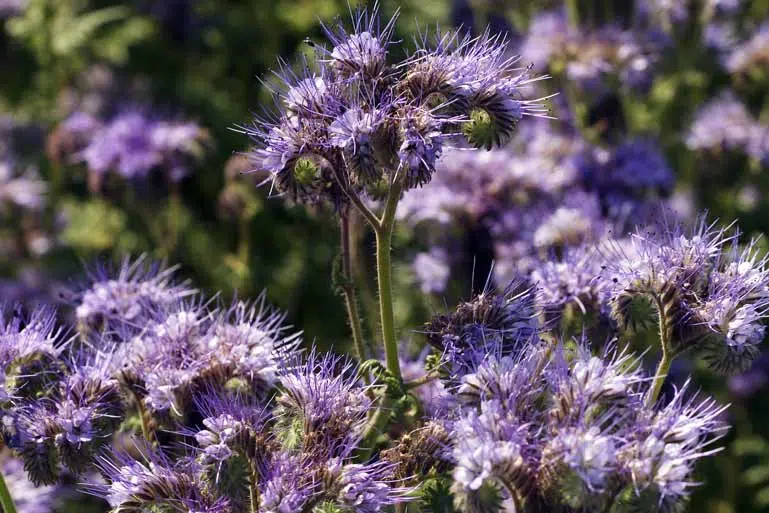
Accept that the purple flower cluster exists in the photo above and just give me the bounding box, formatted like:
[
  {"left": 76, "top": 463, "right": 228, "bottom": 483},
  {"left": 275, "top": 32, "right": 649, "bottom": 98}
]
[
  {"left": 89, "top": 351, "right": 411, "bottom": 513},
  {"left": 0, "top": 160, "right": 46, "bottom": 214},
  {"left": 1, "top": 256, "right": 418, "bottom": 513},
  {"left": 411, "top": 280, "right": 731, "bottom": 512},
  {"left": 54, "top": 108, "right": 207, "bottom": 184},
  {"left": 382, "top": 216, "right": 761, "bottom": 512},
  {"left": 399, "top": 119, "right": 674, "bottom": 292},
  {"left": 599, "top": 217, "right": 769, "bottom": 373},
  {"left": 687, "top": 91, "right": 769, "bottom": 166},
  {"left": 0, "top": 0, "right": 24, "bottom": 19},
  {"left": 247, "top": 6, "right": 547, "bottom": 207},
  {"left": 520, "top": 10, "right": 667, "bottom": 94},
  {"left": 73, "top": 254, "right": 196, "bottom": 334},
  {"left": 725, "top": 21, "right": 769, "bottom": 74}
]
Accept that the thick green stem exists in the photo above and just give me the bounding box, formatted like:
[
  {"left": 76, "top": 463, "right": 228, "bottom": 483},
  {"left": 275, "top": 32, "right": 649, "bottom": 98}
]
[
  {"left": 375, "top": 181, "right": 403, "bottom": 379},
  {"left": 646, "top": 295, "right": 674, "bottom": 407},
  {"left": 0, "top": 469, "right": 17, "bottom": 513},
  {"left": 340, "top": 214, "right": 369, "bottom": 365}
]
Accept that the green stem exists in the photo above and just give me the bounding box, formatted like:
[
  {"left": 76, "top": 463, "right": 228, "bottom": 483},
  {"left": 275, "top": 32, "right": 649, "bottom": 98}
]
[
  {"left": 404, "top": 371, "right": 440, "bottom": 390},
  {"left": 0, "top": 469, "right": 17, "bottom": 513},
  {"left": 358, "top": 392, "right": 393, "bottom": 461},
  {"left": 646, "top": 349, "right": 673, "bottom": 408},
  {"left": 340, "top": 214, "right": 369, "bottom": 365},
  {"left": 646, "top": 295, "right": 674, "bottom": 407},
  {"left": 374, "top": 180, "right": 403, "bottom": 379},
  {"left": 248, "top": 459, "right": 259, "bottom": 513},
  {"left": 125, "top": 382, "right": 157, "bottom": 447},
  {"left": 566, "top": 0, "right": 580, "bottom": 26}
]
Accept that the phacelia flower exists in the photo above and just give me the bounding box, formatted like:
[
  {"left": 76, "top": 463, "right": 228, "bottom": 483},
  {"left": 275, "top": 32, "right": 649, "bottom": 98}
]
[
  {"left": 247, "top": 6, "right": 547, "bottom": 207},
  {"left": 0, "top": 304, "right": 64, "bottom": 402},
  {"left": 686, "top": 92, "right": 755, "bottom": 153},
  {"left": 277, "top": 352, "right": 373, "bottom": 455},
  {"left": 80, "top": 109, "right": 206, "bottom": 182},
  {"left": 73, "top": 255, "right": 196, "bottom": 334},
  {"left": 424, "top": 282, "right": 539, "bottom": 380}
]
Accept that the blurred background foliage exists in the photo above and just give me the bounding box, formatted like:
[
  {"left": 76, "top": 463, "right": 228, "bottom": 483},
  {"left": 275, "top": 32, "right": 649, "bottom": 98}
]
[{"left": 3, "top": 0, "right": 769, "bottom": 512}]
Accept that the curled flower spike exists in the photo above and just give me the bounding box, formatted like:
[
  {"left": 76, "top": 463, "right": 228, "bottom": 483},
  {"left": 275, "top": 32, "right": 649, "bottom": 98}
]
[
  {"left": 117, "top": 293, "right": 301, "bottom": 417},
  {"left": 424, "top": 280, "right": 539, "bottom": 380},
  {"left": 530, "top": 243, "right": 612, "bottom": 320},
  {"left": 0, "top": 304, "right": 65, "bottom": 402},
  {"left": 91, "top": 448, "right": 225, "bottom": 513},
  {"left": 604, "top": 216, "right": 769, "bottom": 373},
  {"left": 276, "top": 351, "right": 374, "bottom": 455},
  {"left": 325, "top": 458, "right": 413, "bottom": 513},
  {"left": 547, "top": 344, "right": 646, "bottom": 427},
  {"left": 451, "top": 399, "right": 536, "bottom": 510},
  {"left": 72, "top": 254, "right": 196, "bottom": 335},
  {"left": 320, "top": 4, "right": 397, "bottom": 81},
  {"left": 246, "top": 4, "right": 547, "bottom": 208},
  {"left": 619, "top": 382, "right": 728, "bottom": 512},
  {"left": 694, "top": 239, "right": 769, "bottom": 374},
  {"left": 258, "top": 452, "right": 319, "bottom": 513}
]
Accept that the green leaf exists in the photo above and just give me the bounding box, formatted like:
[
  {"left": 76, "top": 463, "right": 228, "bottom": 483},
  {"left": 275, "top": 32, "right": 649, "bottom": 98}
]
[
  {"left": 52, "top": 6, "right": 131, "bottom": 56},
  {"left": 734, "top": 436, "right": 769, "bottom": 457},
  {"left": 742, "top": 465, "right": 769, "bottom": 486}
]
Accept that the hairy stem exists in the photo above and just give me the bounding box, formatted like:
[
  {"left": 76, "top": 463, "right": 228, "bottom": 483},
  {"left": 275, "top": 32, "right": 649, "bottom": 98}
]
[
  {"left": 249, "top": 459, "right": 260, "bottom": 513},
  {"left": 404, "top": 371, "right": 440, "bottom": 390},
  {"left": 124, "top": 382, "right": 158, "bottom": 447},
  {"left": 0, "top": 469, "right": 16, "bottom": 513},
  {"left": 330, "top": 165, "right": 381, "bottom": 229},
  {"left": 375, "top": 180, "right": 403, "bottom": 378},
  {"left": 646, "top": 295, "right": 674, "bottom": 407},
  {"left": 340, "top": 214, "right": 369, "bottom": 365},
  {"left": 358, "top": 392, "right": 393, "bottom": 461},
  {"left": 646, "top": 348, "right": 673, "bottom": 408}
]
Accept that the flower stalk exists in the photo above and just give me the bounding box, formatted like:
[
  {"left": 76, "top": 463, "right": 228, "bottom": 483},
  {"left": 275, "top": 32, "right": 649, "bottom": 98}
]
[
  {"left": 646, "top": 294, "right": 674, "bottom": 407},
  {"left": 0, "top": 471, "right": 16, "bottom": 513},
  {"left": 374, "top": 179, "right": 404, "bottom": 379},
  {"left": 340, "top": 213, "right": 369, "bottom": 365}
]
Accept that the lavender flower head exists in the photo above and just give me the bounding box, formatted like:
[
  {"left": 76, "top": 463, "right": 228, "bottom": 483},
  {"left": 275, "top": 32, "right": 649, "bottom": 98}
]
[
  {"left": 0, "top": 305, "right": 63, "bottom": 402},
  {"left": 445, "top": 340, "right": 729, "bottom": 512},
  {"left": 73, "top": 255, "right": 196, "bottom": 334},
  {"left": 605, "top": 217, "right": 769, "bottom": 373},
  {"left": 60, "top": 108, "right": 206, "bottom": 184},
  {"left": 122, "top": 295, "right": 301, "bottom": 414},
  {"left": 725, "top": 21, "right": 769, "bottom": 74},
  {"left": 247, "top": 6, "right": 547, "bottom": 207},
  {"left": 93, "top": 449, "right": 225, "bottom": 513},
  {"left": 0, "top": 160, "right": 46, "bottom": 213},
  {"left": 686, "top": 91, "right": 755, "bottom": 153},
  {"left": 530, "top": 243, "right": 612, "bottom": 320},
  {"left": 424, "top": 282, "right": 539, "bottom": 381},
  {"left": 277, "top": 351, "right": 373, "bottom": 454}
]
